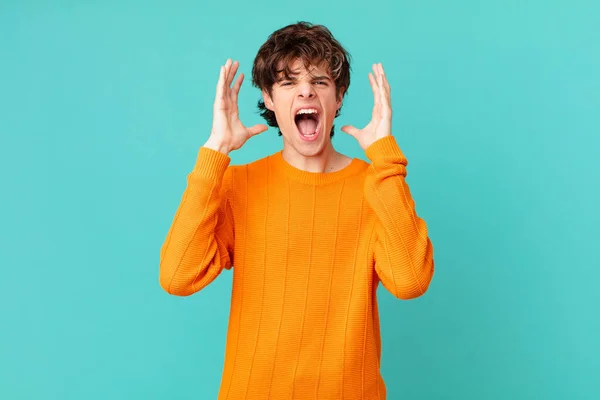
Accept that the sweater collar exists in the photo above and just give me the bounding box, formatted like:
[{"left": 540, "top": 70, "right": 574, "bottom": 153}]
[{"left": 270, "top": 150, "right": 366, "bottom": 185}]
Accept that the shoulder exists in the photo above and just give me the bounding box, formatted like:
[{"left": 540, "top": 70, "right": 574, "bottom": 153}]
[
  {"left": 341, "top": 152, "right": 370, "bottom": 173},
  {"left": 226, "top": 153, "right": 272, "bottom": 176},
  {"left": 222, "top": 153, "right": 273, "bottom": 190}
]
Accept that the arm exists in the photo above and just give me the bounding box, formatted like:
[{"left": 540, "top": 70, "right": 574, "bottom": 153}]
[
  {"left": 341, "top": 63, "right": 433, "bottom": 299},
  {"left": 159, "top": 147, "right": 235, "bottom": 296},
  {"left": 159, "top": 58, "right": 267, "bottom": 296},
  {"left": 364, "top": 136, "right": 434, "bottom": 299}
]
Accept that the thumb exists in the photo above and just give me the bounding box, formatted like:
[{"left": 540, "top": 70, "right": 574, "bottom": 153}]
[
  {"left": 341, "top": 125, "right": 360, "bottom": 138},
  {"left": 247, "top": 124, "right": 268, "bottom": 137}
]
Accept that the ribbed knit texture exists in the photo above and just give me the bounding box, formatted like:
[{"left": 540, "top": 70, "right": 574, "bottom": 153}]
[{"left": 160, "top": 135, "right": 434, "bottom": 399}]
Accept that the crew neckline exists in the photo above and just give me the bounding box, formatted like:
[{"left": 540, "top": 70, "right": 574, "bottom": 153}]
[{"left": 270, "top": 150, "right": 366, "bottom": 185}]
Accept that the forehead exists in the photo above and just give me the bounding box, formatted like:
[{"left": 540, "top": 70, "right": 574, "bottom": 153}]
[{"left": 277, "top": 58, "right": 330, "bottom": 78}]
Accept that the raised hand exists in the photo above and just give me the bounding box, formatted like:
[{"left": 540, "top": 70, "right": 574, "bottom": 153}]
[
  {"left": 204, "top": 59, "right": 268, "bottom": 154},
  {"left": 341, "top": 63, "right": 392, "bottom": 150}
]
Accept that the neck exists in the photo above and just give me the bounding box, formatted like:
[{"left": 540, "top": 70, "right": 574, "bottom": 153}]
[{"left": 281, "top": 140, "right": 346, "bottom": 173}]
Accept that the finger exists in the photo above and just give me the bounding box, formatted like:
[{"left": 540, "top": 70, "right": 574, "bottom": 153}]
[
  {"left": 223, "top": 58, "right": 231, "bottom": 80},
  {"left": 247, "top": 124, "right": 269, "bottom": 137},
  {"left": 373, "top": 63, "right": 381, "bottom": 82},
  {"left": 378, "top": 64, "right": 392, "bottom": 112},
  {"left": 215, "top": 66, "right": 225, "bottom": 105},
  {"left": 340, "top": 125, "right": 360, "bottom": 138},
  {"left": 379, "top": 63, "right": 391, "bottom": 94},
  {"left": 368, "top": 72, "right": 380, "bottom": 105},
  {"left": 375, "top": 63, "right": 384, "bottom": 86},
  {"left": 226, "top": 60, "right": 239, "bottom": 88},
  {"left": 232, "top": 72, "right": 244, "bottom": 97},
  {"left": 220, "top": 60, "right": 232, "bottom": 99},
  {"left": 381, "top": 66, "right": 392, "bottom": 95},
  {"left": 221, "top": 59, "right": 231, "bottom": 95},
  {"left": 376, "top": 63, "right": 384, "bottom": 89},
  {"left": 376, "top": 64, "right": 388, "bottom": 105}
]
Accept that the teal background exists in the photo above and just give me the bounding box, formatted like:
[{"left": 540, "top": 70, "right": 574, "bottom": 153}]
[{"left": 1, "top": 0, "right": 599, "bottom": 399}]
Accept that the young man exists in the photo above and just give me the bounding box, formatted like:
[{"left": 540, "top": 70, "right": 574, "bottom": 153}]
[{"left": 160, "top": 22, "right": 434, "bottom": 399}]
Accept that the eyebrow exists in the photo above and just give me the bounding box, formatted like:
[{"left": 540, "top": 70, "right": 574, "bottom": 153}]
[{"left": 280, "top": 74, "right": 332, "bottom": 82}]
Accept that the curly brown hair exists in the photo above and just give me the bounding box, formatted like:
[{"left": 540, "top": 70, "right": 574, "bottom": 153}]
[{"left": 251, "top": 21, "right": 352, "bottom": 137}]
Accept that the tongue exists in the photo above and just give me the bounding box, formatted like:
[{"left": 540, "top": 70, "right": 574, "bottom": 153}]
[{"left": 297, "top": 118, "right": 318, "bottom": 135}]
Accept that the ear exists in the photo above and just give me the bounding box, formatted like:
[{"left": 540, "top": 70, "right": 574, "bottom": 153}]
[
  {"left": 262, "top": 90, "right": 274, "bottom": 111},
  {"left": 336, "top": 86, "right": 346, "bottom": 109}
]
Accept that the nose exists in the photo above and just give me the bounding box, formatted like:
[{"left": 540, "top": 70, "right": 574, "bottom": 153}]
[{"left": 296, "top": 81, "right": 316, "bottom": 99}]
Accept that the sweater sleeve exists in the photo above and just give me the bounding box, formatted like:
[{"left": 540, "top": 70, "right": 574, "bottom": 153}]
[
  {"left": 364, "top": 135, "right": 434, "bottom": 299},
  {"left": 159, "top": 146, "right": 235, "bottom": 296}
]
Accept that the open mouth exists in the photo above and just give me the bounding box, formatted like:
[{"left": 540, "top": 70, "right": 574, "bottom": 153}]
[{"left": 294, "top": 109, "right": 321, "bottom": 140}]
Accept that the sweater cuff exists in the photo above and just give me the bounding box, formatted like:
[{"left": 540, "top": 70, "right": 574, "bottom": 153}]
[
  {"left": 365, "top": 135, "right": 407, "bottom": 162},
  {"left": 191, "top": 146, "right": 231, "bottom": 180}
]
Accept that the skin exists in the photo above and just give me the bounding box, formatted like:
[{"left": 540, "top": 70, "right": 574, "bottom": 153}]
[
  {"left": 261, "top": 59, "right": 348, "bottom": 173},
  {"left": 204, "top": 58, "right": 393, "bottom": 172}
]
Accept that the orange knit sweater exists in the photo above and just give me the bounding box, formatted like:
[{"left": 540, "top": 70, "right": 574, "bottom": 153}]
[{"left": 159, "top": 135, "right": 434, "bottom": 399}]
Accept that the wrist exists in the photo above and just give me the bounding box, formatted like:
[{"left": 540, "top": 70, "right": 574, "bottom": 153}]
[
  {"left": 365, "top": 135, "right": 404, "bottom": 161},
  {"left": 203, "top": 136, "right": 230, "bottom": 155}
]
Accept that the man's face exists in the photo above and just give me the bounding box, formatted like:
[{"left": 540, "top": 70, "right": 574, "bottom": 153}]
[{"left": 262, "top": 58, "right": 344, "bottom": 158}]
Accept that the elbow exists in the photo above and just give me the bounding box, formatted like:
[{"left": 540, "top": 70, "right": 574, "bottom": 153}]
[
  {"left": 392, "top": 259, "right": 435, "bottom": 300},
  {"left": 158, "top": 253, "right": 200, "bottom": 296},
  {"left": 159, "top": 273, "right": 195, "bottom": 297},
  {"left": 158, "top": 260, "right": 219, "bottom": 296},
  {"left": 393, "top": 285, "right": 428, "bottom": 300}
]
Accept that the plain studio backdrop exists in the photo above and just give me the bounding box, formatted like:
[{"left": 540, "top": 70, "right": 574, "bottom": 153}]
[{"left": 1, "top": 1, "right": 599, "bottom": 399}]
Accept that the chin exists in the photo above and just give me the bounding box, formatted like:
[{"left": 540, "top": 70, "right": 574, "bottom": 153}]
[
  {"left": 295, "top": 144, "right": 325, "bottom": 158},
  {"left": 288, "top": 123, "right": 332, "bottom": 156}
]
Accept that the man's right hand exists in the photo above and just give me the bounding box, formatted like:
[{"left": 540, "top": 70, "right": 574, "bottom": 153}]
[{"left": 204, "top": 59, "right": 268, "bottom": 155}]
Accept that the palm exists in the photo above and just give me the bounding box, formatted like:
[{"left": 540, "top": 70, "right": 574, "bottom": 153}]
[
  {"left": 210, "top": 59, "right": 267, "bottom": 152},
  {"left": 341, "top": 63, "right": 392, "bottom": 150}
]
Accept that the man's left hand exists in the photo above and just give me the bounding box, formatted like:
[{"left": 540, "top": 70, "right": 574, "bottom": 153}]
[{"left": 341, "top": 63, "right": 392, "bottom": 150}]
